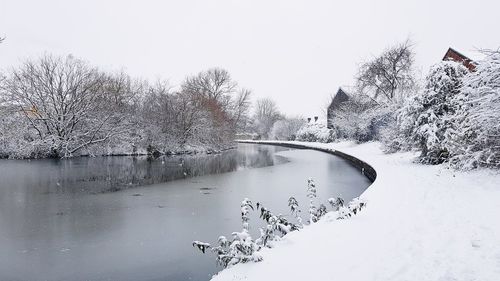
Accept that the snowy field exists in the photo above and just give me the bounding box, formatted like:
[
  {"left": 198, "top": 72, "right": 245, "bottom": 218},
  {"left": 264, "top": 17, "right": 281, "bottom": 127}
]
[{"left": 212, "top": 141, "right": 500, "bottom": 281}]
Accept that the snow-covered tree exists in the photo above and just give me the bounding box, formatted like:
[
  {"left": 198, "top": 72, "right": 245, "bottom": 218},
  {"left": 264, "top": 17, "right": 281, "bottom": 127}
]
[
  {"left": 448, "top": 50, "right": 500, "bottom": 169},
  {"left": 398, "top": 61, "right": 468, "bottom": 164},
  {"left": 270, "top": 117, "right": 306, "bottom": 140},
  {"left": 329, "top": 93, "right": 392, "bottom": 143},
  {"left": 1, "top": 55, "right": 130, "bottom": 158},
  {"left": 252, "top": 98, "right": 282, "bottom": 139}
]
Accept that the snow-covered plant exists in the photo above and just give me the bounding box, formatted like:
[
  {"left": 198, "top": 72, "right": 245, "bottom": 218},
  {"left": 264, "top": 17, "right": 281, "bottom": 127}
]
[
  {"left": 211, "top": 231, "right": 262, "bottom": 268},
  {"left": 306, "top": 178, "right": 319, "bottom": 223},
  {"left": 193, "top": 182, "right": 369, "bottom": 268},
  {"left": 315, "top": 204, "right": 328, "bottom": 219},
  {"left": 240, "top": 198, "right": 254, "bottom": 230},
  {"left": 256, "top": 203, "right": 301, "bottom": 247},
  {"left": 288, "top": 196, "right": 303, "bottom": 226},
  {"left": 348, "top": 197, "right": 367, "bottom": 215},
  {"left": 256, "top": 217, "right": 279, "bottom": 247},
  {"left": 337, "top": 197, "right": 367, "bottom": 219},
  {"left": 328, "top": 196, "right": 345, "bottom": 211},
  {"left": 193, "top": 198, "right": 262, "bottom": 268},
  {"left": 448, "top": 50, "right": 500, "bottom": 169},
  {"left": 397, "top": 61, "right": 468, "bottom": 164},
  {"left": 192, "top": 241, "right": 211, "bottom": 253},
  {"left": 306, "top": 179, "right": 342, "bottom": 222},
  {"left": 296, "top": 122, "right": 333, "bottom": 143}
]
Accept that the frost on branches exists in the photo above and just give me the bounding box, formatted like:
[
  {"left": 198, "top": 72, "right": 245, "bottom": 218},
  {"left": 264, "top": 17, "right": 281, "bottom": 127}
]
[
  {"left": 448, "top": 50, "right": 500, "bottom": 169},
  {"left": 398, "top": 61, "right": 468, "bottom": 164},
  {"left": 0, "top": 56, "right": 252, "bottom": 159},
  {"left": 330, "top": 95, "right": 392, "bottom": 143}
]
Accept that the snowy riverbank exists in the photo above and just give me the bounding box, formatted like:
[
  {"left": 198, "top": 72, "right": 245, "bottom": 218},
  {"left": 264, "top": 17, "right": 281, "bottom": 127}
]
[{"left": 212, "top": 141, "right": 500, "bottom": 281}]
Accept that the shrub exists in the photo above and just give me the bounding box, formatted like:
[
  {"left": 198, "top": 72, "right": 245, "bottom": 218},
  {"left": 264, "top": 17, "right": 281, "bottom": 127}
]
[{"left": 296, "top": 122, "right": 333, "bottom": 143}]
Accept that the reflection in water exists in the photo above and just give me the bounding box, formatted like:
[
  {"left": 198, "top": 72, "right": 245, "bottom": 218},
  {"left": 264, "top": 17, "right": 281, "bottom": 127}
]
[
  {"left": 0, "top": 144, "right": 289, "bottom": 195},
  {"left": 0, "top": 144, "right": 371, "bottom": 281}
]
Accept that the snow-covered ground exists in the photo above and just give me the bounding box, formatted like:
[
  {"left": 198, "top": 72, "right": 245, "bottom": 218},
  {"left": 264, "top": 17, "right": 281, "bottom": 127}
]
[{"left": 213, "top": 141, "right": 500, "bottom": 281}]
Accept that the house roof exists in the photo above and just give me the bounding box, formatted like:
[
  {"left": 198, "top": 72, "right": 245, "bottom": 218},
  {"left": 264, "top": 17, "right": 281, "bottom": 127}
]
[
  {"left": 443, "top": 47, "right": 477, "bottom": 71},
  {"left": 442, "top": 47, "right": 471, "bottom": 62},
  {"left": 328, "top": 87, "right": 350, "bottom": 111}
]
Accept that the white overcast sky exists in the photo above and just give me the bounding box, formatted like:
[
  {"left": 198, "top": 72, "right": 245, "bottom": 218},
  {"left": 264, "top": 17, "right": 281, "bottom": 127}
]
[{"left": 1, "top": 0, "right": 499, "bottom": 117}]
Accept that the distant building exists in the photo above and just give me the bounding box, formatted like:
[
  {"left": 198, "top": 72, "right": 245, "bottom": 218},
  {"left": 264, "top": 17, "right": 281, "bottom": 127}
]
[
  {"left": 326, "top": 87, "right": 349, "bottom": 129},
  {"left": 443, "top": 47, "right": 476, "bottom": 72}
]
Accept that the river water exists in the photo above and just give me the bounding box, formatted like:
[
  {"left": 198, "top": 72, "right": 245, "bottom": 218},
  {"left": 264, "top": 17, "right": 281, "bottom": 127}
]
[{"left": 0, "top": 143, "right": 371, "bottom": 281}]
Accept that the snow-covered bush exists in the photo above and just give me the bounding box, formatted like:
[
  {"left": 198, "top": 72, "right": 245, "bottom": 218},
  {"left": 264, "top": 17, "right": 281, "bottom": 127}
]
[
  {"left": 330, "top": 95, "right": 393, "bottom": 143},
  {"left": 269, "top": 117, "right": 306, "bottom": 141},
  {"left": 448, "top": 50, "right": 500, "bottom": 169},
  {"left": 296, "top": 122, "right": 333, "bottom": 143},
  {"left": 397, "top": 61, "right": 468, "bottom": 164}
]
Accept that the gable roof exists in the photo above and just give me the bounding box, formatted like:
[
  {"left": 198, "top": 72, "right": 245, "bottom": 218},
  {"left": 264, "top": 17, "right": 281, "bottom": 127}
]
[
  {"left": 328, "top": 87, "right": 350, "bottom": 111},
  {"left": 443, "top": 47, "right": 476, "bottom": 71}
]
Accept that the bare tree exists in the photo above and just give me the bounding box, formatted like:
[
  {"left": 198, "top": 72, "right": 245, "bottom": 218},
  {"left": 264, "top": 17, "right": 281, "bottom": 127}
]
[
  {"left": 356, "top": 40, "right": 416, "bottom": 105},
  {"left": 270, "top": 117, "right": 305, "bottom": 140},
  {"left": 139, "top": 80, "right": 208, "bottom": 149},
  {"left": 180, "top": 67, "right": 250, "bottom": 146},
  {"left": 232, "top": 88, "right": 252, "bottom": 132},
  {"left": 2, "top": 55, "right": 127, "bottom": 157},
  {"left": 253, "top": 98, "right": 282, "bottom": 138},
  {"left": 181, "top": 68, "right": 237, "bottom": 107}
]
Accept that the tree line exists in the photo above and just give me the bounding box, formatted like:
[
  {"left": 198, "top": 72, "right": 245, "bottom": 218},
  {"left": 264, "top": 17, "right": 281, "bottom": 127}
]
[{"left": 0, "top": 55, "right": 252, "bottom": 158}]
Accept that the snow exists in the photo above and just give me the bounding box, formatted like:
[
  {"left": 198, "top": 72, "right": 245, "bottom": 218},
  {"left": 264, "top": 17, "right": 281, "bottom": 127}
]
[{"left": 212, "top": 140, "right": 500, "bottom": 281}]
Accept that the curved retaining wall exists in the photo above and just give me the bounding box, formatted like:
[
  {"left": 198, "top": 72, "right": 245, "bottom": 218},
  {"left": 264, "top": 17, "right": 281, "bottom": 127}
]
[{"left": 237, "top": 141, "right": 377, "bottom": 183}]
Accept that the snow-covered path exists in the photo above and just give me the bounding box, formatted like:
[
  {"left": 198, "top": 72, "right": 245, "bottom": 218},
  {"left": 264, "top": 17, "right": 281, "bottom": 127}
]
[{"left": 212, "top": 141, "right": 500, "bottom": 281}]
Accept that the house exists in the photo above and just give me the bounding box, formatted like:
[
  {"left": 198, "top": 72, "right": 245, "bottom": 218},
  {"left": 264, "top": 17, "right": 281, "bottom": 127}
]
[
  {"left": 326, "top": 87, "right": 350, "bottom": 129},
  {"left": 442, "top": 47, "right": 476, "bottom": 72}
]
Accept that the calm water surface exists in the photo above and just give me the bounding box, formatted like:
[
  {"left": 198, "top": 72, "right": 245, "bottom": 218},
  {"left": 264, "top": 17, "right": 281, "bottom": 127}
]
[{"left": 0, "top": 143, "right": 371, "bottom": 281}]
